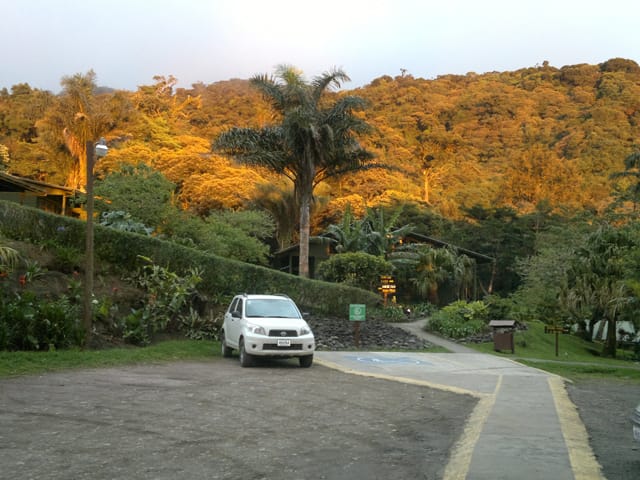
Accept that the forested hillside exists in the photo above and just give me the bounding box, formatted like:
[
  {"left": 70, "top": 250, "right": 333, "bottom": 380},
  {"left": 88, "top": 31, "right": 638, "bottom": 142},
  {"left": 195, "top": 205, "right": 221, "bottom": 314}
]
[
  {"left": 2, "top": 58, "right": 639, "bottom": 225},
  {"left": 353, "top": 58, "right": 640, "bottom": 216},
  {"left": 4, "top": 59, "right": 640, "bottom": 355}
]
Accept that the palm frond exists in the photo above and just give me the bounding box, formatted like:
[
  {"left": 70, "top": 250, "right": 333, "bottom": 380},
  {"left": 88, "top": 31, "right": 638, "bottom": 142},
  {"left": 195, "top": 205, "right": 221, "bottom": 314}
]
[
  {"left": 311, "top": 68, "right": 350, "bottom": 103},
  {"left": 0, "top": 246, "right": 21, "bottom": 272},
  {"left": 250, "top": 74, "right": 286, "bottom": 112}
]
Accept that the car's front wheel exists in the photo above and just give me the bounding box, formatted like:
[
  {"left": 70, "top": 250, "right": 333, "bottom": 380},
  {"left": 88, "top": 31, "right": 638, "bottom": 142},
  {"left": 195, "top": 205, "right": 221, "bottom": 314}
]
[
  {"left": 220, "top": 330, "right": 233, "bottom": 358},
  {"left": 239, "top": 339, "right": 254, "bottom": 367},
  {"left": 299, "top": 354, "right": 313, "bottom": 368}
]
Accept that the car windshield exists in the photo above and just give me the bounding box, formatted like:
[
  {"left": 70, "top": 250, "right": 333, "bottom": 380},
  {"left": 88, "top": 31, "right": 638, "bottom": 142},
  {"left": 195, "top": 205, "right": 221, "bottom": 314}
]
[{"left": 245, "top": 299, "right": 300, "bottom": 318}]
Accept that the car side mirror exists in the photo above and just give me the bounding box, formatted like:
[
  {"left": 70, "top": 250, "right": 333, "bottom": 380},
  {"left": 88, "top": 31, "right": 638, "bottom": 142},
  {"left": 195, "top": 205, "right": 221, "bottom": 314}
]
[{"left": 232, "top": 310, "right": 242, "bottom": 319}]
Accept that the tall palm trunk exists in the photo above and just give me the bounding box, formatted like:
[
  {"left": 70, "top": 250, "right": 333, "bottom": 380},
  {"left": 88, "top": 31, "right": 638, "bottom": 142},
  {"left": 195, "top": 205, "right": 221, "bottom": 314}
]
[
  {"left": 298, "top": 193, "right": 311, "bottom": 278},
  {"left": 63, "top": 128, "right": 88, "bottom": 191}
]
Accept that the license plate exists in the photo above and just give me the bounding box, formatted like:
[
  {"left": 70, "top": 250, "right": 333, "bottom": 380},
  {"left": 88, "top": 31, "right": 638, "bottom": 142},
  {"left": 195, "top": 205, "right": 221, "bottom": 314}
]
[
  {"left": 634, "top": 425, "right": 640, "bottom": 442},
  {"left": 277, "top": 339, "right": 291, "bottom": 347}
]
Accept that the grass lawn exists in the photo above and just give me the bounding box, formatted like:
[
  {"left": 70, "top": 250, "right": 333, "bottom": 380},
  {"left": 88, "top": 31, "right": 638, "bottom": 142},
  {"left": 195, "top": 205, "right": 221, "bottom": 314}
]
[
  {"left": 465, "top": 320, "right": 640, "bottom": 381},
  {"left": 0, "top": 340, "right": 220, "bottom": 377}
]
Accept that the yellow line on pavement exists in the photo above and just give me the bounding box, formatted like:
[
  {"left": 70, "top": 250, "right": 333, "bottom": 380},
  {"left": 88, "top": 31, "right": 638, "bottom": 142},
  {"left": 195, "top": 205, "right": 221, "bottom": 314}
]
[
  {"left": 314, "top": 356, "right": 485, "bottom": 398},
  {"left": 442, "top": 374, "right": 501, "bottom": 480},
  {"left": 548, "top": 376, "right": 605, "bottom": 480},
  {"left": 315, "top": 356, "right": 496, "bottom": 480}
]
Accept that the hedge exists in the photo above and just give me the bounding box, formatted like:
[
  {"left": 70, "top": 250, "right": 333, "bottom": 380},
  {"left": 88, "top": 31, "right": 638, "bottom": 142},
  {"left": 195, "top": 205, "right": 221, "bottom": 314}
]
[{"left": 0, "top": 201, "right": 380, "bottom": 315}]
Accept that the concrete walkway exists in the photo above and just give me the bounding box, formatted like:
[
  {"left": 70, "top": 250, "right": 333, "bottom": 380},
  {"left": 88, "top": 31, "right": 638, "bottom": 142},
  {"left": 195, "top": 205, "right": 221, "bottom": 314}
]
[
  {"left": 315, "top": 320, "right": 605, "bottom": 480},
  {"left": 395, "top": 320, "right": 478, "bottom": 353}
]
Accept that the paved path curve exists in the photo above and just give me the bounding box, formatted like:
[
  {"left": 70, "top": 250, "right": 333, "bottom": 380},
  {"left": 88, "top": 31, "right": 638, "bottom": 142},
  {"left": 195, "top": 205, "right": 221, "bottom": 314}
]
[{"left": 315, "top": 320, "right": 605, "bottom": 480}]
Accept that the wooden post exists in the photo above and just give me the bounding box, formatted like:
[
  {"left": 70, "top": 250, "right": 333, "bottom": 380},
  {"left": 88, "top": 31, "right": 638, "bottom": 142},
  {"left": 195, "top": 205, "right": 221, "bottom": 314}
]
[{"left": 83, "top": 141, "right": 94, "bottom": 348}]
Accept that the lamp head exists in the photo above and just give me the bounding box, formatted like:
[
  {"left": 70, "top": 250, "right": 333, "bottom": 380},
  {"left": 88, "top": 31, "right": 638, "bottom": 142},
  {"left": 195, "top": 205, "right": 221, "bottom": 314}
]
[{"left": 95, "top": 137, "right": 108, "bottom": 158}]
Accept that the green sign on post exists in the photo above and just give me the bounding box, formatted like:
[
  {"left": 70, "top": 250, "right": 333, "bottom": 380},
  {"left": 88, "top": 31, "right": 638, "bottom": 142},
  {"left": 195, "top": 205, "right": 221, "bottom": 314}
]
[
  {"left": 349, "top": 304, "right": 366, "bottom": 348},
  {"left": 349, "top": 304, "right": 366, "bottom": 321}
]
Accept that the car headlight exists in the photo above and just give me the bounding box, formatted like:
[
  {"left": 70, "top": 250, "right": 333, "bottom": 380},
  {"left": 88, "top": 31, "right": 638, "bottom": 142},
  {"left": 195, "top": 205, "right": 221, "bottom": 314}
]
[
  {"left": 300, "top": 326, "right": 312, "bottom": 336},
  {"left": 246, "top": 324, "right": 266, "bottom": 335}
]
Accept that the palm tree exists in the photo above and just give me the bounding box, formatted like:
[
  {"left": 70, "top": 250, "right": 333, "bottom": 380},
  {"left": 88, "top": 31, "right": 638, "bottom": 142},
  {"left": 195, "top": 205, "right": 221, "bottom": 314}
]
[
  {"left": 38, "top": 70, "right": 111, "bottom": 190},
  {"left": 563, "top": 224, "right": 638, "bottom": 357},
  {"left": 451, "top": 252, "right": 476, "bottom": 300},
  {"left": 412, "top": 246, "right": 457, "bottom": 304},
  {"left": 322, "top": 203, "right": 367, "bottom": 253},
  {"left": 361, "top": 207, "right": 414, "bottom": 257},
  {"left": 390, "top": 244, "right": 460, "bottom": 304},
  {"left": 214, "top": 65, "right": 375, "bottom": 277}
]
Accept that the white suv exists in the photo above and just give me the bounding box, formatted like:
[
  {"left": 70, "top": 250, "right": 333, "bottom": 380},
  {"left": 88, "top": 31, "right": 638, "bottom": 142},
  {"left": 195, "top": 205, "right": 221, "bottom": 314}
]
[{"left": 220, "top": 294, "right": 315, "bottom": 368}]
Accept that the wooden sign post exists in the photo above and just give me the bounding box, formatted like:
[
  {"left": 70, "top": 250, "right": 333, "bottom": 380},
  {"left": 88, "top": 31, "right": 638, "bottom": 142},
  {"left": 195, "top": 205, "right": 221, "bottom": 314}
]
[
  {"left": 378, "top": 275, "right": 396, "bottom": 306},
  {"left": 544, "top": 325, "right": 570, "bottom": 357}
]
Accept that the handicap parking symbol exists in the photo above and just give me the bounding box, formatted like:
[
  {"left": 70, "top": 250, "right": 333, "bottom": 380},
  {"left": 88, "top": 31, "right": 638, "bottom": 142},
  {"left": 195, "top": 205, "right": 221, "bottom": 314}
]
[{"left": 348, "top": 355, "right": 430, "bottom": 366}]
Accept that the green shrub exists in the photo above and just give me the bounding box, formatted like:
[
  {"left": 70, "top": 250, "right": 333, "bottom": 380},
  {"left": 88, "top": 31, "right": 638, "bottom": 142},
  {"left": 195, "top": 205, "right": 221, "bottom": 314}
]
[
  {"left": 180, "top": 308, "right": 219, "bottom": 340},
  {"left": 0, "top": 245, "right": 20, "bottom": 272},
  {"left": 411, "top": 302, "right": 438, "bottom": 318},
  {"left": 0, "top": 291, "right": 81, "bottom": 351},
  {"left": 316, "top": 252, "right": 393, "bottom": 291},
  {"left": 99, "top": 211, "right": 153, "bottom": 236},
  {"left": 372, "top": 304, "right": 407, "bottom": 322},
  {"left": 123, "top": 257, "right": 204, "bottom": 345},
  {"left": 428, "top": 300, "right": 489, "bottom": 339},
  {"left": 122, "top": 310, "right": 151, "bottom": 346}
]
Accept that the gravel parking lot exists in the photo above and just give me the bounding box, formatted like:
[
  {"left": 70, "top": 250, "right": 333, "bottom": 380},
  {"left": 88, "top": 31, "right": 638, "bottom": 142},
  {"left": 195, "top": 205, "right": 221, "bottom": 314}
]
[
  {"left": 567, "top": 379, "right": 640, "bottom": 480},
  {"left": 0, "top": 359, "right": 477, "bottom": 480}
]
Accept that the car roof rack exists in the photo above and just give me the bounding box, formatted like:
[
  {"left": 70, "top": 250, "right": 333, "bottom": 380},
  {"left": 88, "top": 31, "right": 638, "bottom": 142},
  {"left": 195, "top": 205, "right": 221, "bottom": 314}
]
[{"left": 240, "top": 293, "right": 291, "bottom": 299}]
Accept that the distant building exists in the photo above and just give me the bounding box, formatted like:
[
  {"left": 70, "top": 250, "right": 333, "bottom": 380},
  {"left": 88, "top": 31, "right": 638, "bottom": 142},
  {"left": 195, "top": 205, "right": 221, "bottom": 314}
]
[
  {"left": 272, "top": 237, "right": 333, "bottom": 278},
  {"left": 0, "top": 172, "right": 78, "bottom": 216}
]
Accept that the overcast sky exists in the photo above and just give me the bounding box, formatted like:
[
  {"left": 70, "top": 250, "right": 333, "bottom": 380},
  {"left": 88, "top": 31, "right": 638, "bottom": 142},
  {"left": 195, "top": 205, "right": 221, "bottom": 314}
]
[{"left": 2, "top": 0, "right": 638, "bottom": 93}]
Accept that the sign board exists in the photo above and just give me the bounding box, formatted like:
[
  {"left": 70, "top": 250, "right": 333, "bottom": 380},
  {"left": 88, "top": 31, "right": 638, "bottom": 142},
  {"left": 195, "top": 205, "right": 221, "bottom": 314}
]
[
  {"left": 544, "top": 325, "right": 570, "bottom": 334},
  {"left": 349, "top": 304, "right": 366, "bottom": 322},
  {"left": 378, "top": 275, "right": 396, "bottom": 294}
]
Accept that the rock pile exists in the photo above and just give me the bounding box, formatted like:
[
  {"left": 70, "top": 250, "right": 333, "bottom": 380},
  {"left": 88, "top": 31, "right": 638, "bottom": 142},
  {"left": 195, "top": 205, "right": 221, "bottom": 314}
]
[{"left": 307, "top": 316, "right": 434, "bottom": 351}]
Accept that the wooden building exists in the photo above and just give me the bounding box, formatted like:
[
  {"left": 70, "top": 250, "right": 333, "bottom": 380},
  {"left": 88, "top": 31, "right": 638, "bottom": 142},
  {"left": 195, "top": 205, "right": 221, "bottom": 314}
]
[
  {"left": 0, "top": 172, "right": 77, "bottom": 216},
  {"left": 272, "top": 237, "right": 333, "bottom": 278}
]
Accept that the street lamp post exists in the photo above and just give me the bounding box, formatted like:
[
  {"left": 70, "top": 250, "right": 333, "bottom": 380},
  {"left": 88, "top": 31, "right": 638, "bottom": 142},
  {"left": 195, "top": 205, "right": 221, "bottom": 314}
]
[{"left": 83, "top": 138, "right": 108, "bottom": 347}]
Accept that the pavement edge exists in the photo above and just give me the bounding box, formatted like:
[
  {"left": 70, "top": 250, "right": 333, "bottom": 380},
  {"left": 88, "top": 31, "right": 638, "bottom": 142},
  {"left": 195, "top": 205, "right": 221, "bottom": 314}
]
[{"left": 548, "top": 376, "right": 605, "bottom": 480}]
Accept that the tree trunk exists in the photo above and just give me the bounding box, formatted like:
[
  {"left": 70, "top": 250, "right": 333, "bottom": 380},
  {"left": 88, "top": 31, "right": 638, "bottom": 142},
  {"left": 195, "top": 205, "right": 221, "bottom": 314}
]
[
  {"left": 428, "top": 284, "right": 439, "bottom": 305},
  {"left": 423, "top": 172, "right": 430, "bottom": 204},
  {"left": 66, "top": 149, "right": 85, "bottom": 191},
  {"left": 602, "top": 317, "right": 617, "bottom": 357},
  {"left": 586, "top": 311, "right": 602, "bottom": 342},
  {"left": 298, "top": 194, "right": 311, "bottom": 278}
]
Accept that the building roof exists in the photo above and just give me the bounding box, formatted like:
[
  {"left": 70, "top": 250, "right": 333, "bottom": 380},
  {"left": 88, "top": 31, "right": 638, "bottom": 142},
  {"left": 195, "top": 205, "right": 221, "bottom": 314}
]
[
  {"left": 274, "top": 236, "right": 334, "bottom": 256},
  {"left": 404, "top": 232, "right": 495, "bottom": 264},
  {"left": 0, "top": 172, "right": 75, "bottom": 196}
]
